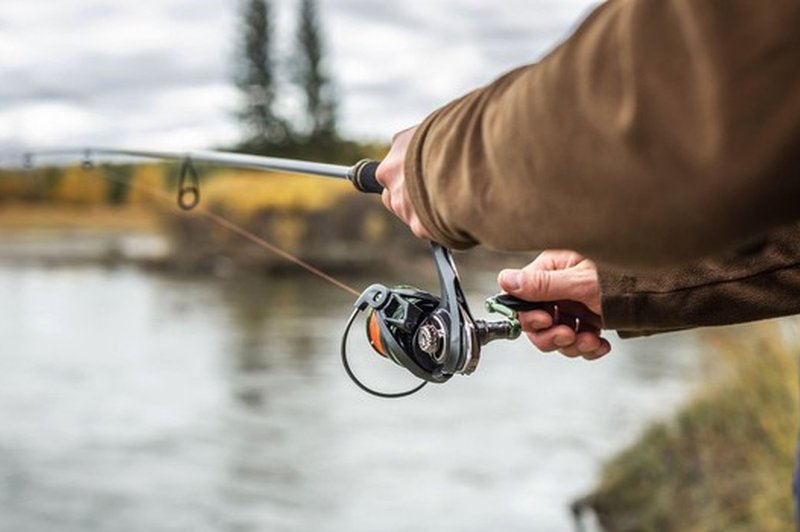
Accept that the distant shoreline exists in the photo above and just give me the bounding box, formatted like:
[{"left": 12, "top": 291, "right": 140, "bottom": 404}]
[
  {"left": 0, "top": 204, "right": 161, "bottom": 233},
  {"left": 0, "top": 229, "right": 169, "bottom": 265},
  {"left": 0, "top": 204, "right": 537, "bottom": 276}
]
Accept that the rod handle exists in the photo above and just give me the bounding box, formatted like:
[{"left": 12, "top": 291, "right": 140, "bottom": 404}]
[{"left": 348, "top": 159, "right": 383, "bottom": 194}]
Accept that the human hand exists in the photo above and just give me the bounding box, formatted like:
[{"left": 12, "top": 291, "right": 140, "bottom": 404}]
[
  {"left": 497, "top": 250, "right": 611, "bottom": 360},
  {"left": 375, "top": 126, "right": 431, "bottom": 240}
]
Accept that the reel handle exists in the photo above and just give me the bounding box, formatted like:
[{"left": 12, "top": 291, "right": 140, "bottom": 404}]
[
  {"left": 490, "top": 293, "right": 549, "bottom": 312},
  {"left": 348, "top": 159, "right": 383, "bottom": 194},
  {"left": 488, "top": 293, "right": 599, "bottom": 334}
]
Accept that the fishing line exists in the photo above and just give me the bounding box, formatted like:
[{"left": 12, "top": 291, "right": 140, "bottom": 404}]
[
  {"left": 197, "top": 207, "right": 360, "bottom": 297},
  {"left": 98, "top": 167, "right": 361, "bottom": 297}
]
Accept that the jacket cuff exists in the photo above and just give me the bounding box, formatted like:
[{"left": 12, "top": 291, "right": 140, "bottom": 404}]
[
  {"left": 598, "top": 268, "right": 638, "bottom": 330},
  {"left": 599, "top": 269, "right": 692, "bottom": 338}
]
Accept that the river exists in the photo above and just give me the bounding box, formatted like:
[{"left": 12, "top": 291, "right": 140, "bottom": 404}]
[{"left": 0, "top": 261, "right": 702, "bottom": 531}]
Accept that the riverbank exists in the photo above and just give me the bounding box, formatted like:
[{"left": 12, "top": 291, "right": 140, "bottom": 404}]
[
  {"left": 574, "top": 321, "right": 799, "bottom": 530},
  {"left": 0, "top": 202, "right": 531, "bottom": 276},
  {"left": 0, "top": 204, "right": 160, "bottom": 232},
  {"left": 0, "top": 205, "right": 167, "bottom": 265}
]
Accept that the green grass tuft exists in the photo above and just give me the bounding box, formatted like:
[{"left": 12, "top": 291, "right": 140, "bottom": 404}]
[{"left": 576, "top": 322, "right": 799, "bottom": 531}]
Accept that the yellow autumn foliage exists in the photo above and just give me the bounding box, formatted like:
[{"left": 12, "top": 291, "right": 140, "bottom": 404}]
[
  {"left": 52, "top": 166, "right": 107, "bottom": 205},
  {"left": 201, "top": 170, "right": 354, "bottom": 217},
  {"left": 127, "top": 165, "right": 167, "bottom": 206},
  {"left": 0, "top": 172, "right": 29, "bottom": 201}
]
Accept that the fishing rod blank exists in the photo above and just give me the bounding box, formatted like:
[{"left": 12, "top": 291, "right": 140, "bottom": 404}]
[{"left": 21, "top": 148, "right": 384, "bottom": 194}]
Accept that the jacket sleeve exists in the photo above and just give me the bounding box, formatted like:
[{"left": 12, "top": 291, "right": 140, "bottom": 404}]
[
  {"left": 404, "top": 0, "right": 800, "bottom": 270},
  {"left": 598, "top": 222, "right": 800, "bottom": 337}
]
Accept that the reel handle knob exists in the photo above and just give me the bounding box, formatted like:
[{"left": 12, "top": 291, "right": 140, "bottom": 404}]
[
  {"left": 348, "top": 159, "right": 383, "bottom": 194},
  {"left": 490, "top": 293, "right": 549, "bottom": 313}
]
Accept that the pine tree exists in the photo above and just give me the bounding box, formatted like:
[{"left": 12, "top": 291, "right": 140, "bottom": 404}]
[
  {"left": 236, "top": 0, "right": 288, "bottom": 152},
  {"left": 294, "top": 0, "right": 338, "bottom": 148}
]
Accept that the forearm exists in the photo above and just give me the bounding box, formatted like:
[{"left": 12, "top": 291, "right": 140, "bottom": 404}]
[
  {"left": 599, "top": 223, "right": 800, "bottom": 337},
  {"left": 405, "top": 0, "right": 800, "bottom": 269}
]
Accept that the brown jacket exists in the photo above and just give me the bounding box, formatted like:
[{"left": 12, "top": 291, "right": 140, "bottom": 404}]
[
  {"left": 600, "top": 223, "right": 800, "bottom": 336},
  {"left": 404, "top": 0, "right": 800, "bottom": 335}
]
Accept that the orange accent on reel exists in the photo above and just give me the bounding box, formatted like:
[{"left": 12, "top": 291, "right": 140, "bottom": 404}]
[{"left": 367, "top": 311, "right": 387, "bottom": 357}]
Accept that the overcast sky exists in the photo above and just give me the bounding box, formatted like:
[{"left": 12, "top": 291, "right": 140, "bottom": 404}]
[{"left": 0, "top": 0, "right": 598, "bottom": 155}]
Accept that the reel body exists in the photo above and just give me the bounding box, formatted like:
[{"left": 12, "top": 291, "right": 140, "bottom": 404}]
[{"left": 341, "top": 243, "right": 540, "bottom": 397}]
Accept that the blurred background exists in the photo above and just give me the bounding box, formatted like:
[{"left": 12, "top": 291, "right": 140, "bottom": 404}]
[{"left": 0, "top": 1, "right": 797, "bottom": 531}]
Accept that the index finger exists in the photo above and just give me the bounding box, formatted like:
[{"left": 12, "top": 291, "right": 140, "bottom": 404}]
[{"left": 518, "top": 309, "right": 554, "bottom": 331}]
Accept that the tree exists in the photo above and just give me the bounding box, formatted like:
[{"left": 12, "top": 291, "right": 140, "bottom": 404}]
[
  {"left": 294, "top": 0, "right": 338, "bottom": 148},
  {"left": 105, "top": 164, "right": 133, "bottom": 206},
  {"left": 236, "top": 0, "right": 288, "bottom": 152}
]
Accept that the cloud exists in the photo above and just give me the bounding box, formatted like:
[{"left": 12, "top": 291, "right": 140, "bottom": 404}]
[
  {"left": 322, "top": 0, "right": 599, "bottom": 134},
  {"left": 0, "top": 0, "right": 599, "bottom": 154}
]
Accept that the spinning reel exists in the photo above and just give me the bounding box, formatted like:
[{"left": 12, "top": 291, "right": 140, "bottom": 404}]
[{"left": 341, "top": 243, "right": 550, "bottom": 398}]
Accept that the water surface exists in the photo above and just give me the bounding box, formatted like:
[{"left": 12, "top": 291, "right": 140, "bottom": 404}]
[{"left": 0, "top": 263, "right": 702, "bottom": 531}]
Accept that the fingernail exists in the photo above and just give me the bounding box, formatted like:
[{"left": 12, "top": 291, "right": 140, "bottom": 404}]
[
  {"left": 500, "top": 269, "right": 521, "bottom": 291},
  {"left": 577, "top": 343, "right": 591, "bottom": 353},
  {"left": 554, "top": 335, "right": 571, "bottom": 347}
]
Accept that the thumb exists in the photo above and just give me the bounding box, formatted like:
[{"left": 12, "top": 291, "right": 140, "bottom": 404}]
[
  {"left": 498, "top": 268, "right": 581, "bottom": 303},
  {"left": 498, "top": 269, "right": 524, "bottom": 292}
]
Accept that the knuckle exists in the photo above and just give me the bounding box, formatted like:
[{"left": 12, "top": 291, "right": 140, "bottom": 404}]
[
  {"left": 526, "top": 332, "right": 553, "bottom": 352},
  {"left": 375, "top": 163, "right": 387, "bottom": 185},
  {"left": 576, "top": 332, "right": 600, "bottom": 351},
  {"left": 559, "top": 348, "right": 581, "bottom": 358},
  {"left": 375, "top": 159, "right": 400, "bottom": 187},
  {"left": 410, "top": 220, "right": 426, "bottom": 239},
  {"left": 390, "top": 196, "right": 404, "bottom": 216},
  {"left": 519, "top": 317, "right": 536, "bottom": 333},
  {"left": 520, "top": 315, "right": 546, "bottom": 333},
  {"left": 582, "top": 348, "right": 608, "bottom": 361},
  {"left": 526, "top": 310, "right": 553, "bottom": 331},
  {"left": 522, "top": 270, "right": 551, "bottom": 298},
  {"left": 532, "top": 334, "right": 559, "bottom": 353}
]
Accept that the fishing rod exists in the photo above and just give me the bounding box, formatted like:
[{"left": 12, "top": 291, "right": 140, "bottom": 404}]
[
  {"left": 13, "top": 147, "right": 585, "bottom": 398},
  {"left": 19, "top": 147, "right": 382, "bottom": 208}
]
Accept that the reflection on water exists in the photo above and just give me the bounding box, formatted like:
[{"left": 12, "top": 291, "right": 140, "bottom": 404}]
[{"left": 0, "top": 264, "right": 702, "bottom": 531}]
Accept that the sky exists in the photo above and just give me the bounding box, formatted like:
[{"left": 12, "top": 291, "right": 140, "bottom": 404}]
[{"left": 0, "top": 0, "right": 599, "bottom": 155}]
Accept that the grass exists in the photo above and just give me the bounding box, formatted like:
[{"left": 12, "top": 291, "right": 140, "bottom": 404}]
[{"left": 575, "top": 321, "right": 800, "bottom": 531}]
